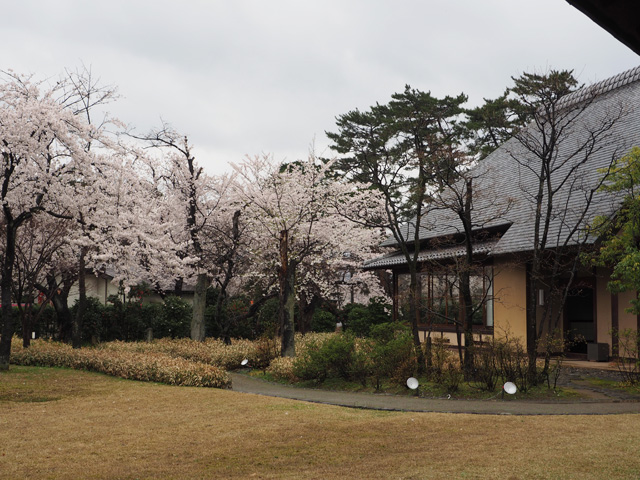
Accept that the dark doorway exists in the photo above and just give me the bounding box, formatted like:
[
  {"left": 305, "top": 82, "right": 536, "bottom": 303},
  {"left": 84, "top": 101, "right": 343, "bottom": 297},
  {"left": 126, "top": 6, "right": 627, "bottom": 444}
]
[{"left": 564, "top": 287, "right": 595, "bottom": 354}]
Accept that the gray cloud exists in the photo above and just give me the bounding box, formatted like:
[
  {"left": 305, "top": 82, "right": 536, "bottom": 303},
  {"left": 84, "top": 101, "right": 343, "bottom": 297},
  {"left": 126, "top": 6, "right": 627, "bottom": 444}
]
[{"left": 1, "top": 0, "right": 638, "bottom": 174}]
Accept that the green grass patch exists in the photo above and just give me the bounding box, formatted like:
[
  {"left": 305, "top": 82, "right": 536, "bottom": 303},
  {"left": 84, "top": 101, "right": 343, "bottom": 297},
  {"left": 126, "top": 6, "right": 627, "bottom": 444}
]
[
  {"left": 584, "top": 376, "right": 640, "bottom": 394},
  {"left": 249, "top": 370, "right": 583, "bottom": 400},
  {"left": 0, "top": 366, "right": 114, "bottom": 403}
]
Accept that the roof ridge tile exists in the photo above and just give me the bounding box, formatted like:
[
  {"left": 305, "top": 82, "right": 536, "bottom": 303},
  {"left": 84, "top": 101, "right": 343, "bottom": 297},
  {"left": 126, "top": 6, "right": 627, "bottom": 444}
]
[{"left": 557, "top": 65, "right": 640, "bottom": 110}]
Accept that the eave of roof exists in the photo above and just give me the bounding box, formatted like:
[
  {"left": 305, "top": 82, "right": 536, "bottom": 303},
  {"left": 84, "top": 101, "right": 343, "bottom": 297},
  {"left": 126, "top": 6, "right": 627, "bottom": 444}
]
[
  {"left": 363, "top": 239, "right": 498, "bottom": 270},
  {"left": 566, "top": 0, "right": 640, "bottom": 56}
]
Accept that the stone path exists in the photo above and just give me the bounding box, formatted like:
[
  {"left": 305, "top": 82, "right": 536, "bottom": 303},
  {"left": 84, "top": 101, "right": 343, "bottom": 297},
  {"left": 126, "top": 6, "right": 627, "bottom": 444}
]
[{"left": 230, "top": 366, "right": 640, "bottom": 416}]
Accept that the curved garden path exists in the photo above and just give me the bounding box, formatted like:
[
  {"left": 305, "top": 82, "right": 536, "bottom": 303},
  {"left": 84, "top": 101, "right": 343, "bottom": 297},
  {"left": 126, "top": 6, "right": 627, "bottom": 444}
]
[{"left": 230, "top": 362, "right": 640, "bottom": 416}]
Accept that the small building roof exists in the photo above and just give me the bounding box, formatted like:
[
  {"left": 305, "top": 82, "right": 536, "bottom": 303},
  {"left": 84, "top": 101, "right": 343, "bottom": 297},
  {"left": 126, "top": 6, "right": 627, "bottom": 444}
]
[{"left": 363, "top": 239, "right": 498, "bottom": 270}]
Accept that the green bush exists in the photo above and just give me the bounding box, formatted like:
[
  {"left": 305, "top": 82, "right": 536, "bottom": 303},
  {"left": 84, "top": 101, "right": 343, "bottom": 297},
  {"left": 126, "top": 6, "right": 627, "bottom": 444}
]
[
  {"left": 206, "top": 292, "right": 279, "bottom": 341},
  {"left": 311, "top": 309, "right": 336, "bottom": 333},
  {"left": 102, "top": 295, "right": 150, "bottom": 342},
  {"left": 343, "top": 304, "right": 369, "bottom": 336},
  {"left": 154, "top": 295, "right": 191, "bottom": 339},
  {"left": 343, "top": 297, "right": 392, "bottom": 337},
  {"left": 34, "top": 295, "right": 190, "bottom": 343},
  {"left": 292, "top": 337, "right": 330, "bottom": 383},
  {"left": 255, "top": 297, "right": 280, "bottom": 338},
  {"left": 369, "top": 323, "right": 416, "bottom": 389},
  {"left": 293, "top": 333, "right": 369, "bottom": 385},
  {"left": 33, "top": 305, "right": 57, "bottom": 339},
  {"left": 70, "top": 297, "right": 105, "bottom": 343}
]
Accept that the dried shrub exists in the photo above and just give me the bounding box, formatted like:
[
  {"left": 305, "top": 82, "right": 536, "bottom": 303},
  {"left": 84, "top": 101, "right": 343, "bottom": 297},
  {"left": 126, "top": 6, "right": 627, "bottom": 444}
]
[
  {"left": 613, "top": 328, "right": 640, "bottom": 385},
  {"left": 266, "top": 356, "right": 297, "bottom": 382},
  {"left": 494, "top": 334, "right": 531, "bottom": 392},
  {"left": 426, "top": 337, "right": 454, "bottom": 384},
  {"left": 10, "top": 338, "right": 230, "bottom": 388},
  {"left": 443, "top": 363, "right": 463, "bottom": 394},
  {"left": 96, "top": 337, "right": 266, "bottom": 370},
  {"left": 471, "top": 339, "right": 501, "bottom": 392}
]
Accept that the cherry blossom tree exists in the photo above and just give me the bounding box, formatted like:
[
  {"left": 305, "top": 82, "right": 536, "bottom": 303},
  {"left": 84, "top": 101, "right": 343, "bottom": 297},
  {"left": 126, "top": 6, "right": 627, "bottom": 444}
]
[
  {"left": 232, "top": 154, "right": 386, "bottom": 356},
  {"left": 12, "top": 213, "right": 71, "bottom": 347},
  {"left": 136, "top": 125, "right": 236, "bottom": 341},
  {"left": 0, "top": 72, "right": 94, "bottom": 369},
  {"left": 0, "top": 68, "right": 187, "bottom": 362}
]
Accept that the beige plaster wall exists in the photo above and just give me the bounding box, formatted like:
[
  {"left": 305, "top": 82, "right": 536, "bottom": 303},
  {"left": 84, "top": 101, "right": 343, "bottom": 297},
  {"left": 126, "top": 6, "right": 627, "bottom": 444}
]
[
  {"left": 492, "top": 259, "right": 527, "bottom": 344},
  {"left": 595, "top": 267, "right": 613, "bottom": 350},
  {"left": 68, "top": 275, "right": 121, "bottom": 306},
  {"left": 618, "top": 290, "right": 638, "bottom": 331}
]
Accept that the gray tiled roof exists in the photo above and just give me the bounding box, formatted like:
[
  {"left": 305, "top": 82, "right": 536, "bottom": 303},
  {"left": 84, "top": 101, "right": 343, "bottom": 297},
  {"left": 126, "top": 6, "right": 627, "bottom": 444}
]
[
  {"left": 376, "top": 65, "right": 640, "bottom": 264},
  {"left": 363, "top": 240, "right": 498, "bottom": 270}
]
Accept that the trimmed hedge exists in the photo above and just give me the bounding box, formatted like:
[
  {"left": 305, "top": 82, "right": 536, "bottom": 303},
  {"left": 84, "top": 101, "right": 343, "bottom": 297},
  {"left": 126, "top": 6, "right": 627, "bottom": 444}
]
[
  {"left": 96, "top": 337, "right": 277, "bottom": 370},
  {"left": 10, "top": 338, "right": 230, "bottom": 389}
]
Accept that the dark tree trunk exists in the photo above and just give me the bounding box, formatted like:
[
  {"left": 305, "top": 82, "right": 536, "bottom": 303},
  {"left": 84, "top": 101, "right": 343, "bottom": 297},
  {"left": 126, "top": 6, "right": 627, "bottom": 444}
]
[
  {"left": 459, "top": 178, "right": 475, "bottom": 378},
  {"left": 174, "top": 277, "right": 184, "bottom": 295},
  {"left": 526, "top": 261, "right": 540, "bottom": 383},
  {"left": 408, "top": 263, "right": 427, "bottom": 373},
  {"left": 217, "top": 209, "right": 242, "bottom": 345},
  {"left": 0, "top": 221, "right": 18, "bottom": 370},
  {"left": 191, "top": 273, "right": 208, "bottom": 342},
  {"left": 216, "top": 291, "right": 231, "bottom": 345},
  {"left": 21, "top": 303, "right": 33, "bottom": 348},
  {"left": 298, "top": 293, "right": 320, "bottom": 335},
  {"left": 279, "top": 230, "right": 296, "bottom": 357},
  {"left": 72, "top": 248, "right": 87, "bottom": 349},
  {"left": 51, "top": 282, "right": 73, "bottom": 343}
]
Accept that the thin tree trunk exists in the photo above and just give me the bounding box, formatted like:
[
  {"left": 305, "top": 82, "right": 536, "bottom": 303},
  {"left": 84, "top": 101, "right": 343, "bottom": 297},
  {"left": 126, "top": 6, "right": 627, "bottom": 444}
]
[
  {"left": 526, "top": 261, "right": 540, "bottom": 383},
  {"left": 408, "top": 265, "right": 426, "bottom": 373},
  {"left": 298, "top": 293, "right": 319, "bottom": 335},
  {"left": 457, "top": 178, "right": 475, "bottom": 378}
]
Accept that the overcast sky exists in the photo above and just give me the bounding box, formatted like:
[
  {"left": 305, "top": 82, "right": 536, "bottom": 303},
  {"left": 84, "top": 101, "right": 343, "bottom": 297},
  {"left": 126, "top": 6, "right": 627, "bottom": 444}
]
[{"left": 2, "top": 1, "right": 638, "bottom": 175}]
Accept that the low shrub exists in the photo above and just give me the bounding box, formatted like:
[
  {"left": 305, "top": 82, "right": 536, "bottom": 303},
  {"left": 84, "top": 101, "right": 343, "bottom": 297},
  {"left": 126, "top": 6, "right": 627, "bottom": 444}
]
[
  {"left": 470, "top": 340, "right": 501, "bottom": 392},
  {"left": 10, "top": 338, "right": 230, "bottom": 388},
  {"left": 613, "top": 328, "right": 640, "bottom": 384},
  {"left": 426, "top": 337, "right": 454, "bottom": 384},
  {"left": 343, "top": 297, "right": 391, "bottom": 337},
  {"left": 292, "top": 332, "right": 369, "bottom": 384},
  {"left": 443, "top": 363, "right": 464, "bottom": 394},
  {"left": 292, "top": 336, "right": 331, "bottom": 383},
  {"left": 494, "top": 335, "right": 532, "bottom": 392},
  {"left": 311, "top": 310, "right": 336, "bottom": 333},
  {"left": 97, "top": 337, "right": 269, "bottom": 371},
  {"left": 266, "top": 356, "right": 297, "bottom": 382},
  {"left": 369, "top": 323, "right": 416, "bottom": 389},
  {"left": 294, "top": 332, "right": 336, "bottom": 352},
  {"left": 252, "top": 336, "right": 280, "bottom": 371}
]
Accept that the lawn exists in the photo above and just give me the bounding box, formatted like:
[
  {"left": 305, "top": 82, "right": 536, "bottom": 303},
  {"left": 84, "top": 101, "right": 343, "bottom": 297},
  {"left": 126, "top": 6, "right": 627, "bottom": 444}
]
[{"left": 1, "top": 366, "right": 640, "bottom": 479}]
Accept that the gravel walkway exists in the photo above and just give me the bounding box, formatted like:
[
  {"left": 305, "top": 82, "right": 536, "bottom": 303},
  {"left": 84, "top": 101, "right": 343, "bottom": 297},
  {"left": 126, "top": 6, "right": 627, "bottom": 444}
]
[{"left": 230, "top": 366, "right": 640, "bottom": 416}]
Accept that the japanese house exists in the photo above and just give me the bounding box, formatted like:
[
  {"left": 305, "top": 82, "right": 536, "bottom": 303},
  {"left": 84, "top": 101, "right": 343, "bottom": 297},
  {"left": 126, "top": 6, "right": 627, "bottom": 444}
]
[{"left": 363, "top": 65, "right": 640, "bottom": 357}]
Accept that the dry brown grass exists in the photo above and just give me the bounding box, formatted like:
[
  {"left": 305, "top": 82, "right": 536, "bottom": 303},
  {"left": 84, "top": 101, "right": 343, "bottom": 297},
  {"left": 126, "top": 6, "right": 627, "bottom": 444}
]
[{"left": 1, "top": 366, "right": 640, "bottom": 479}]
